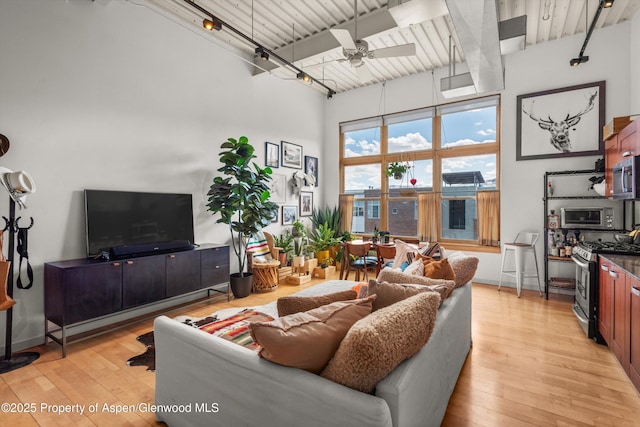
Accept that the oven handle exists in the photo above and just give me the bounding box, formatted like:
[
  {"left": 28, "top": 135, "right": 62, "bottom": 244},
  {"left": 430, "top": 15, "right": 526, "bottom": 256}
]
[
  {"left": 632, "top": 286, "right": 640, "bottom": 297},
  {"left": 571, "top": 255, "right": 591, "bottom": 269}
]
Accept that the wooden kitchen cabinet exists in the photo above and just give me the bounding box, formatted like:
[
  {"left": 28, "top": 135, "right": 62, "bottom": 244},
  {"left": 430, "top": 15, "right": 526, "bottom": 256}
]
[
  {"left": 605, "top": 134, "right": 620, "bottom": 197},
  {"left": 598, "top": 259, "right": 614, "bottom": 345},
  {"left": 629, "top": 275, "right": 640, "bottom": 389},
  {"left": 618, "top": 119, "right": 638, "bottom": 160},
  {"left": 611, "top": 265, "right": 630, "bottom": 373}
]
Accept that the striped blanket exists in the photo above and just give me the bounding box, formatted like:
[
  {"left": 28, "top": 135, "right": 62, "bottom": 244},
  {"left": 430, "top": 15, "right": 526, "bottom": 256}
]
[{"left": 198, "top": 309, "right": 274, "bottom": 351}]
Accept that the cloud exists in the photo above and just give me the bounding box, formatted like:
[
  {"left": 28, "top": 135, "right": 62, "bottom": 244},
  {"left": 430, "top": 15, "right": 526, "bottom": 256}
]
[
  {"left": 477, "top": 128, "right": 496, "bottom": 136},
  {"left": 344, "top": 164, "right": 381, "bottom": 191},
  {"left": 388, "top": 132, "right": 432, "bottom": 151}
]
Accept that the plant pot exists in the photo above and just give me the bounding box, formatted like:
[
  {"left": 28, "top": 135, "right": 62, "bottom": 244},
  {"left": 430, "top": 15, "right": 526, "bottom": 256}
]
[
  {"left": 316, "top": 250, "right": 330, "bottom": 266},
  {"left": 292, "top": 256, "right": 305, "bottom": 267},
  {"left": 279, "top": 251, "right": 287, "bottom": 266},
  {"left": 229, "top": 272, "right": 253, "bottom": 298},
  {"left": 393, "top": 172, "right": 403, "bottom": 180}
]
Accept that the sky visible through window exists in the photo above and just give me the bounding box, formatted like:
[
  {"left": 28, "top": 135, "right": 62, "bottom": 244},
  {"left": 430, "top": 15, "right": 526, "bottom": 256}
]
[{"left": 344, "top": 106, "right": 496, "bottom": 192}]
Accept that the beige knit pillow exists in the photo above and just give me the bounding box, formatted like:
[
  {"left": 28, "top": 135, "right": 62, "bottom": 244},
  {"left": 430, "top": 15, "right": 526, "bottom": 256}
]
[
  {"left": 249, "top": 295, "right": 375, "bottom": 374},
  {"left": 447, "top": 253, "right": 479, "bottom": 287},
  {"left": 321, "top": 292, "right": 441, "bottom": 393},
  {"left": 367, "top": 279, "right": 437, "bottom": 311},
  {"left": 277, "top": 290, "right": 358, "bottom": 317}
]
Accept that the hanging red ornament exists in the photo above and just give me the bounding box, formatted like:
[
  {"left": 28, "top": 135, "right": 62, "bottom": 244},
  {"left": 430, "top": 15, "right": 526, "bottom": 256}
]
[{"left": 410, "top": 178, "right": 417, "bottom": 186}]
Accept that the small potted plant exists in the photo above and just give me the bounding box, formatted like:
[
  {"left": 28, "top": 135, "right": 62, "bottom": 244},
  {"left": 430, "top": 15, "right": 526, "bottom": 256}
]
[
  {"left": 273, "top": 230, "right": 293, "bottom": 266},
  {"left": 372, "top": 225, "right": 380, "bottom": 244},
  {"left": 309, "top": 222, "right": 342, "bottom": 266},
  {"left": 292, "top": 235, "right": 307, "bottom": 267},
  {"left": 386, "top": 162, "right": 409, "bottom": 180}
]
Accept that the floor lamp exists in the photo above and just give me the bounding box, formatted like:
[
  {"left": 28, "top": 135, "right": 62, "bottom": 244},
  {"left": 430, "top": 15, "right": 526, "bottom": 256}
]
[{"left": 0, "top": 167, "right": 39, "bottom": 374}]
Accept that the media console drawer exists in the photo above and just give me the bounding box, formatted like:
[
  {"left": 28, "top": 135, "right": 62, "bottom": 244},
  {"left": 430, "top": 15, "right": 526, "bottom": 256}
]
[{"left": 44, "top": 244, "right": 229, "bottom": 357}]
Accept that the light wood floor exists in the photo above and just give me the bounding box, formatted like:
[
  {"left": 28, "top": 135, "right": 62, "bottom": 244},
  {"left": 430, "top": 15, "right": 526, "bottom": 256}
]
[{"left": 2, "top": 273, "right": 640, "bottom": 426}]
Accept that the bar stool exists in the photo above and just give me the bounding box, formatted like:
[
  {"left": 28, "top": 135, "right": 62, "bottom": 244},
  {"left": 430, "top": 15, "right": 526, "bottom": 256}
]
[{"left": 498, "top": 232, "right": 542, "bottom": 298}]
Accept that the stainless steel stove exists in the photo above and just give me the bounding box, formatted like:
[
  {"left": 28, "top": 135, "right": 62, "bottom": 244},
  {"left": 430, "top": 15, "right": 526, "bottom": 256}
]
[{"left": 572, "top": 240, "right": 640, "bottom": 341}]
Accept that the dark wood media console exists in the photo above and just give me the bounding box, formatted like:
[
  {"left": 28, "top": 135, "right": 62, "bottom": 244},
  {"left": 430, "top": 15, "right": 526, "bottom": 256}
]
[{"left": 44, "top": 243, "right": 229, "bottom": 357}]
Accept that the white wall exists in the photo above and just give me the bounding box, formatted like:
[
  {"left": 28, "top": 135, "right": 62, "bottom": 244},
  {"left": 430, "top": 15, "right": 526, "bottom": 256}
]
[
  {"left": 0, "top": 0, "right": 324, "bottom": 351},
  {"left": 323, "top": 22, "right": 632, "bottom": 287},
  {"left": 631, "top": 9, "right": 640, "bottom": 114}
]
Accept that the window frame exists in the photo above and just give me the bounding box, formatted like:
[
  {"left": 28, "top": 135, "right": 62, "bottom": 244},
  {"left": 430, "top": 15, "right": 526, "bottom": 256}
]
[{"left": 339, "top": 95, "right": 501, "bottom": 252}]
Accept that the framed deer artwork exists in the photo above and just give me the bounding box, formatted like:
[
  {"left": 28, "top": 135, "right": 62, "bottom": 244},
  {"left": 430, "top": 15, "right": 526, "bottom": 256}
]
[{"left": 516, "top": 81, "right": 605, "bottom": 161}]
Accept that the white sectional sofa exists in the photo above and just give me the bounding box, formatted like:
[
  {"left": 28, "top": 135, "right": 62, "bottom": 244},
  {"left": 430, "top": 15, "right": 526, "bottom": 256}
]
[{"left": 154, "top": 279, "right": 472, "bottom": 427}]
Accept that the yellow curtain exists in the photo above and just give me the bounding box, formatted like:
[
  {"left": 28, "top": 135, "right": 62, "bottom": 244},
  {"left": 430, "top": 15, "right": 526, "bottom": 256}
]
[
  {"left": 417, "top": 193, "right": 438, "bottom": 242},
  {"left": 338, "top": 194, "right": 354, "bottom": 233},
  {"left": 477, "top": 190, "right": 500, "bottom": 247}
]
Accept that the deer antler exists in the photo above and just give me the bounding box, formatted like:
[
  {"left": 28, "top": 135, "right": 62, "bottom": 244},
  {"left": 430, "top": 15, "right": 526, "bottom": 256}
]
[
  {"left": 522, "top": 100, "right": 553, "bottom": 128},
  {"left": 565, "top": 91, "right": 597, "bottom": 127}
]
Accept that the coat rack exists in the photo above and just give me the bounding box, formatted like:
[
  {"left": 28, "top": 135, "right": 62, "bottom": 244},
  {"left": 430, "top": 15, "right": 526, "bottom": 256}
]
[{"left": 0, "top": 197, "right": 39, "bottom": 373}]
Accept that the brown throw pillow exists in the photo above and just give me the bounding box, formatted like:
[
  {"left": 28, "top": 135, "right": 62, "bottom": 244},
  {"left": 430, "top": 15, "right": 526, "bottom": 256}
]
[
  {"left": 447, "top": 254, "right": 479, "bottom": 287},
  {"left": 249, "top": 295, "right": 376, "bottom": 374},
  {"left": 277, "top": 289, "right": 358, "bottom": 317},
  {"left": 420, "top": 256, "right": 456, "bottom": 281},
  {"left": 321, "top": 292, "right": 441, "bottom": 393},
  {"left": 367, "top": 279, "right": 437, "bottom": 311}
]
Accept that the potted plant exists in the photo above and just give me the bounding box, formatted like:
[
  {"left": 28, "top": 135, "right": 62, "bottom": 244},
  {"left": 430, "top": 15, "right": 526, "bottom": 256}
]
[
  {"left": 385, "top": 162, "right": 409, "bottom": 180},
  {"left": 273, "top": 230, "right": 293, "bottom": 266},
  {"left": 292, "top": 235, "right": 307, "bottom": 267},
  {"left": 207, "top": 136, "right": 278, "bottom": 298},
  {"left": 309, "top": 222, "right": 342, "bottom": 265},
  {"left": 372, "top": 225, "right": 380, "bottom": 244}
]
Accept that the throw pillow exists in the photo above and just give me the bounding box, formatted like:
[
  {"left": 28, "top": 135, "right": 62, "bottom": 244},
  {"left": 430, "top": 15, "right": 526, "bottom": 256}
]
[
  {"left": 249, "top": 295, "right": 376, "bottom": 374},
  {"left": 367, "top": 279, "right": 437, "bottom": 311},
  {"left": 392, "top": 240, "right": 418, "bottom": 269},
  {"left": 402, "top": 259, "right": 424, "bottom": 276},
  {"left": 277, "top": 289, "right": 358, "bottom": 317},
  {"left": 418, "top": 255, "right": 456, "bottom": 281},
  {"left": 377, "top": 268, "right": 456, "bottom": 292},
  {"left": 321, "top": 292, "right": 441, "bottom": 394},
  {"left": 447, "top": 253, "right": 479, "bottom": 287},
  {"left": 198, "top": 310, "right": 274, "bottom": 351}
]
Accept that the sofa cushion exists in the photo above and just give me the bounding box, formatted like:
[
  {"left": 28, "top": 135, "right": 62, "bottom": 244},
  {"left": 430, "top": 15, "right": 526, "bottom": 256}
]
[
  {"left": 377, "top": 267, "right": 455, "bottom": 290},
  {"left": 447, "top": 252, "right": 479, "bottom": 287},
  {"left": 391, "top": 240, "right": 419, "bottom": 268},
  {"left": 365, "top": 279, "right": 438, "bottom": 311},
  {"left": 402, "top": 259, "right": 424, "bottom": 276},
  {"left": 277, "top": 289, "right": 358, "bottom": 317},
  {"left": 321, "top": 292, "right": 441, "bottom": 393},
  {"left": 249, "top": 295, "right": 376, "bottom": 374}
]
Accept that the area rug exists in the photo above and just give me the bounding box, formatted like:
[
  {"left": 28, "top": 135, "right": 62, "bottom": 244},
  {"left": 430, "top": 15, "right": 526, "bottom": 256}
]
[{"left": 127, "top": 310, "right": 274, "bottom": 371}]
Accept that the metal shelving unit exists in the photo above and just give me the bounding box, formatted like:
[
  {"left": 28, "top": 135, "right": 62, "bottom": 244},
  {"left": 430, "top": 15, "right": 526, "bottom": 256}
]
[{"left": 542, "top": 169, "right": 625, "bottom": 299}]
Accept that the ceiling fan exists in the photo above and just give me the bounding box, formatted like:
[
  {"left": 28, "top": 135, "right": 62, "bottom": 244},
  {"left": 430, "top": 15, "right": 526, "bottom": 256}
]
[{"left": 328, "top": 0, "right": 416, "bottom": 81}]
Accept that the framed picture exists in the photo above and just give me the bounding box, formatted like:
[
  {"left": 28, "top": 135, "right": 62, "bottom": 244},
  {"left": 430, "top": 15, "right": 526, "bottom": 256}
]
[
  {"left": 282, "top": 205, "right": 297, "bottom": 225},
  {"left": 265, "top": 141, "right": 279, "bottom": 168},
  {"left": 268, "top": 173, "right": 286, "bottom": 204},
  {"left": 516, "top": 81, "right": 605, "bottom": 161},
  {"left": 281, "top": 141, "right": 303, "bottom": 169},
  {"left": 271, "top": 207, "right": 279, "bottom": 224},
  {"left": 300, "top": 191, "right": 313, "bottom": 217},
  {"left": 304, "top": 155, "right": 318, "bottom": 187}
]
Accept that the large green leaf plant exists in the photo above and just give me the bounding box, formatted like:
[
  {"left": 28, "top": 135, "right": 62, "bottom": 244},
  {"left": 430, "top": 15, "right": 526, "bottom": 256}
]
[{"left": 207, "top": 136, "right": 278, "bottom": 277}]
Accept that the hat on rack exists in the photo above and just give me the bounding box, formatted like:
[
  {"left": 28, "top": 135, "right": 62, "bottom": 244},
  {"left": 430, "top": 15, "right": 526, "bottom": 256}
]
[{"left": 0, "top": 167, "right": 36, "bottom": 209}]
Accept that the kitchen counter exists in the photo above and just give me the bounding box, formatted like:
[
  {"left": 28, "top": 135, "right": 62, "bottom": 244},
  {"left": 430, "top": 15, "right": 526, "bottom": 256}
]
[{"left": 599, "top": 254, "right": 640, "bottom": 281}]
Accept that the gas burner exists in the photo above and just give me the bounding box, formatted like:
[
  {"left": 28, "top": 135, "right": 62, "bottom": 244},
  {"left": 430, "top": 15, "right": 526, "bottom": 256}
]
[{"left": 577, "top": 240, "right": 640, "bottom": 255}]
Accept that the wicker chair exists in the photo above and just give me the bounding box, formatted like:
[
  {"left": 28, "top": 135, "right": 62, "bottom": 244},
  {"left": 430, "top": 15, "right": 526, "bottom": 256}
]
[{"left": 246, "top": 231, "right": 281, "bottom": 293}]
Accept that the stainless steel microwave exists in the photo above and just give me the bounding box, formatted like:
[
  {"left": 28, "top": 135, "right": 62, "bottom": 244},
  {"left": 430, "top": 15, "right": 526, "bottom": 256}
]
[
  {"left": 560, "top": 207, "right": 614, "bottom": 229},
  {"left": 612, "top": 156, "right": 640, "bottom": 199}
]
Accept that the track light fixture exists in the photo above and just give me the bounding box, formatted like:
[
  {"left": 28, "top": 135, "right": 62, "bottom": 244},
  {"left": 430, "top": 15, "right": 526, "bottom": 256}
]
[
  {"left": 255, "top": 47, "right": 269, "bottom": 61},
  {"left": 202, "top": 18, "right": 222, "bottom": 31},
  {"left": 297, "top": 72, "right": 312, "bottom": 83},
  {"left": 569, "top": 0, "right": 612, "bottom": 66}
]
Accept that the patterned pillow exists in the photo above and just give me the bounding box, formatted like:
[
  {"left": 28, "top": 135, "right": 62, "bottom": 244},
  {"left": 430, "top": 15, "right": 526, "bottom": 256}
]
[
  {"left": 197, "top": 310, "right": 274, "bottom": 351},
  {"left": 247, "top": 231, "right": 273, "bottom": 263},
  {"left": 277, "top": 289, "right": 358, "bottom": 317},
  {"left": 321, "top": 292, "right": 441, "bottom": 393},
  {"left": 249, "top": 295, "right": 376, "bottom": 374}
]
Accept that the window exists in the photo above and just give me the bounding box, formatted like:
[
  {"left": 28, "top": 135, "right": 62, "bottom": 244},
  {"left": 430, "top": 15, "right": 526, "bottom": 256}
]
[{"left": 340, "top": 96, "right": 500, "bottom": 248}]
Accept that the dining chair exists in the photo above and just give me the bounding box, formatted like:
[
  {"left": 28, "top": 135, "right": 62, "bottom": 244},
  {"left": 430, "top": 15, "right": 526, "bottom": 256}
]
[
  {"left": 343, "top": 241, "right": 378, "bottom": 281},
  {"left": 375, "top": 243, "right": 396, "bottom": 275}
]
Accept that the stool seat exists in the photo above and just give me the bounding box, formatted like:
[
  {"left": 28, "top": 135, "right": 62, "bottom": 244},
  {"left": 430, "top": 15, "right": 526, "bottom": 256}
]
[{"left": 499, "top": 232, "right": 542, "bottom": 298}]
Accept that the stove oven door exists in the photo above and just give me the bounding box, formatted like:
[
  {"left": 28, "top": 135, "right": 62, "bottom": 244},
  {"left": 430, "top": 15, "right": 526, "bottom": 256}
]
[{"left": 572, "top": 254, "right": 597, "bottom": 339}]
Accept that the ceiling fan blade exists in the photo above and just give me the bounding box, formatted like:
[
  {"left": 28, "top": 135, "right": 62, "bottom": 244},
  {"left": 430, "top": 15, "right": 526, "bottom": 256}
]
[
  {"left": 370, "top": 43, "right": 416, "bottom": 59},
  {"left": 330, "top": 29, "right": 357, "bottom": 51},
  {"left": 355, "top": 63, "right": 374, "bottom": 82}
]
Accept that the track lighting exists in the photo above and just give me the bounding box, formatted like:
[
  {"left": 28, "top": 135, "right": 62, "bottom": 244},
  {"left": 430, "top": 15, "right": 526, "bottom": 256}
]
[
  {"left": 297, "top": 72, "right": 312, "bottom": 83},
  {"left": 202, "top": 18, "right": 222, "bottom": 31},
  {"left": 255, "top": 47, "right": 269, "bottom": 61},
  {"left": 570, "top": 56, "right": 589, "bottom": 66},
  {"left": 602, "top": 0, "right": 614, "bottom": 8}
]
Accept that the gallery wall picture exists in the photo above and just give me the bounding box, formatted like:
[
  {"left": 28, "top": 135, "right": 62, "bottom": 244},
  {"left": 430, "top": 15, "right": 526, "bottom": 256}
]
[
  {"left": 265, "top": 141, "right": 279, "bottom": 168},
  {"left": 281, "top": 141, "right": 303, "bottom": 169},
  {"left": 516, "top": 80, "right": 605, "bottom": 161},
  {"left": 300, "top": 191, "right": 313, "bottom": 217},
  {"left": 268, "top": 173, "right": 287, "bottom": 204},
  {"left": 304, "top": 155, "right": 318, "bottom": 187},
  {"left": 271, "top": 207, "right": 279, "bottom": 223},
  {"left": 282, "top": 205, "right": 297, "bottom": 225}
]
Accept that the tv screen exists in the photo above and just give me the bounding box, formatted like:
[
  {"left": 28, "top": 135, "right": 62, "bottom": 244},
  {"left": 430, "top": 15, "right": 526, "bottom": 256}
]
[{"left": 84, "top": 189, "right": 195, "bottom": 258}]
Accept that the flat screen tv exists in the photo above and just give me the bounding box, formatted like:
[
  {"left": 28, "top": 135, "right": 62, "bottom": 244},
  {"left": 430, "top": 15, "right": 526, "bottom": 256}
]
[{"left": 84, "top": 189, "right": 195, "bottom": 258}]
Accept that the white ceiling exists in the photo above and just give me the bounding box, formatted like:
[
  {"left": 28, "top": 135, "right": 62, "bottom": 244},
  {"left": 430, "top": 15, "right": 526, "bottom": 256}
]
[{"left": 143, "top": 0, "right": 640, "bottom": 96}]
